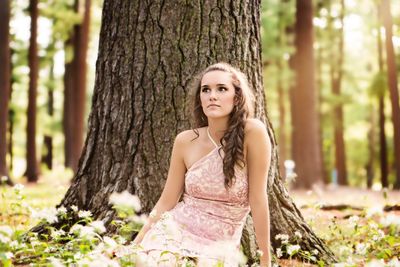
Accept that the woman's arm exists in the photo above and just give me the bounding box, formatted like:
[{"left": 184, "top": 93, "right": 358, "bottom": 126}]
[
  {"left": 133, "top": 131, "right": 187, "bottom": 244},
  {"left": 246, "top": 119, "right": 272, "bottom": 267}
]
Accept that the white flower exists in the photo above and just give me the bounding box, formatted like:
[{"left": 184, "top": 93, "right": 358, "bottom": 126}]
[
  {"left": 116, "top": 236, "right": 126, "bottom": 245},
  {"left": 71, "top": 205, "right": 78, "bottom": 212},
  {"left": 9, "top": 240, "right": 19, "bottom": 248},
  {"left": 366, "top": 259, "right": 386, "bottom": 267},
  {"left": 90, "top": 220, "right": 106, "bottom": 233},
  {"left": 312, "top": 249, "right": 319, "bottom": 255},
  {"left": 51, "top": 229, "right": 66, "bottom": 239},
  {"left": 0, "top": 234, "right": 10, "bottom": 243},
  {"left": 372, "top": 229, "right": 385, "bottom": 241},
  {"left": 348, "top": 215, "right": 359, "bottom": 227},
  {"left": 369, "top": 222, "right": 379, "bottom": 230},
  {"left": 366, "top": 206, "right": 383, "bottom": 218},
  {"left": 77, "top": 254, "right": 120, "bottom": 267},
  {"left": 13, "top": 183, "right": 24, "bottom": 192},
  {"left": 276, "top": 248, "right": 282, "bottom": 258},
  {"left": 48, "top": 257, "right": 65, "bottom": 267},
  {"left": 70, "top": 224, "right": 96, "bottom": 238},
  {"left": 103, "top": 236, "right": 118, "bottom": 248},
  {"left": 31, "top": 207, "right": 58, "bottom": 224},
  {"left": 355, "top": 243, "right": 369, "bottom": 255},
  {"left": 0, "top": 225, "right": 13, "bottom": 236},
  {"left": 78, "top": 210, "right": 92, "bottom": 219},
  {"left": 56, "top": 206, "right": 67, "bottom": 215},
  {"left": 131, "top": 214, "right": 147, "bottom": 225},
  {"left": 294, "top": 231, "right": 302, "bottom": 239},
  {"left": 1, "top": 176, "right": 8, "bottom": 182},
  {"left": 74, "top": 252, "right": 83, "bottom": 260},
  {"left": 286, "top": 244, "right": 300, "bottom": 255},
  {"left": 109, "top": 191, "right": 141, "bottom": 212},
  {"left": 5, "top": 252, "right": 14, "bottom": 259},
  {"left": 380, "top": 214, "right": 400, "bottom": 228},
  {"left": 388, "top": 258, "right": 399, "bottom": 267}
]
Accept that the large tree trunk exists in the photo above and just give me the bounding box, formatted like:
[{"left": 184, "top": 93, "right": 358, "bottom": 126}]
[
  {"left": 277, "top": 61, "right": 288, "bottom": 179},
  {"left": 35, "top": 0, "right": 336, "bottom": 264},
  {"left": 381, "top": 0, "right": 400, "bottom": 189},
  {"left": 0, "top": 0, "right": 11, "bottom": 184},
  {"left": 26, "top": 0, "right": 39, "bottom": 182},
  {"left": 291, "top": 0, "right": 323, "bottom": 188}
]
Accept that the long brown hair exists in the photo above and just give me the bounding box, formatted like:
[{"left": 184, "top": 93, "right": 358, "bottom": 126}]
[{"left": 188, "top": 62, "right": 255, "bottom": 188}]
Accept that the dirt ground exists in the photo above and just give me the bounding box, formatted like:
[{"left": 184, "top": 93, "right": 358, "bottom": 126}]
[
  {"left": 289, "top": 185, "right": 400, "bottom": 208},
  {"left": 274, "top": 185, "right": 400, "bottom": 266}
]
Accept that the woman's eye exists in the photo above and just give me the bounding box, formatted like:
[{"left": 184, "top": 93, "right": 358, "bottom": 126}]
[
  {"left": 219, "top": 87, "right": 227, "bottom": 91},
  {"left": 201, "top": 88, "right": 210, "bottom": 93}
]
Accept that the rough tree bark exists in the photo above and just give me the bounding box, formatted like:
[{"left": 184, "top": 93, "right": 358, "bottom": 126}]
[
  {"left": 291, "top": 0, "right": 324, "bottom": 188},
  {"left": 42, "top": 0, "right": 336, "bottom": 263},
  {"left": 381, "top": 0, "right": 400, "bottom": 189},
  {"left": 26, "top": 0, "right": 39, "bottom": 182},
  {"left": 0, "top": 0, "right": 12, "bottom": 184}
]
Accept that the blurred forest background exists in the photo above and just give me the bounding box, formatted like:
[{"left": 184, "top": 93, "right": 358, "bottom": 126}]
[{"left": 1, "top": 0, "right": 400, "bottom": 190}]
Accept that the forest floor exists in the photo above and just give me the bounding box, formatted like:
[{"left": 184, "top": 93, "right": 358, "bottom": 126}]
[{"left": 2, "top": 170, "right": 400, "bottom": 266}]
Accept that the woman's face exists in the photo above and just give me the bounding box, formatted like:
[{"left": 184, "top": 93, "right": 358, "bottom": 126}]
[{"left": 200, "top": 70, "right": 236, "bottom": 120}]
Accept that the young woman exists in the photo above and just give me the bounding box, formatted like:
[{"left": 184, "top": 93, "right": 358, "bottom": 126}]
[{"left": 133, "top": 62, "right": 272, "bottom": 266}]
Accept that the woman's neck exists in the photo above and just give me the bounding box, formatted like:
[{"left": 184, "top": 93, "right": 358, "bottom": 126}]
[{"left": 207, "top": 118, "right": 228, "bottom": 141}]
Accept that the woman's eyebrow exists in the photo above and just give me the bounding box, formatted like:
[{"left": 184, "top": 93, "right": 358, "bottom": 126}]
[{"left": 201, "top": 83, "right": 228, "bottom": 88}]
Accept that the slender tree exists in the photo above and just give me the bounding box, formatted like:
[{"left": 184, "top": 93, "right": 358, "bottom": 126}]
[
  {"left": 328, "top": 0, "right": 347, "bottom": 185},
  {"left": 291, "top": 0, "right": 323, "bottom": 188},
  {"left": 64, "top": 0, "right": 91, "bottom": 172},
  {"left": 26, "top": 0, "right": 39, "bottom": 182},
  {"left": 381, "top": 0, "right": 400, "bottom": 189},
  {"left": 63, "top": 35, "right": 73, "bottom": 168},
  {"left": 34, "top": 0, "right": 336, "bottom": 263},
  {"left": 0, "top": 0, "right": 12, "bottom": 184},
  {"left": 42, "top": 61, "right": 55, "bottom": 170},
  {"left": 376, "top": 5, "right": 389, "bottom": 188}
]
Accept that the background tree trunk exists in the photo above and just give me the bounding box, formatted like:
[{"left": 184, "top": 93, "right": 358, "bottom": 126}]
[
  {"left": 381, "top": 0, "right": 400, "bottom": 189},
  {"left": 63, "top": 0, "right": 91, "bottom": 172},
  {"left": 26, "top": 0, "right": 39, "bottom": 182},
  {"left": 0, "top": 0, "right": 11, "bottom": 184},
  {"left": 63, "top": 36, "right": 73, "bottom": 169},
  {"left": 291, "top": 0, "right": 323, "bottom": 188},
  {"left": 39, "top": 0, "right": 336, "bottom": 263},
  {"left": 41, "top": 62, "right": 55, "bottom": 170},
  {"left": 70, "top": 0, "right": 91, "bottom": 172},
  {"left": 377, "top": 3, "right": 388, "bottom": 188},
  {"left": 328, "top": 0, "right": 347, "bottom": 185}
]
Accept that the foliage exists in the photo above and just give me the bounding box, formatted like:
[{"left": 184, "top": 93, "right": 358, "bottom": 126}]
[{"left": 1, "top": 179, "right": 400, "bottom": 266}]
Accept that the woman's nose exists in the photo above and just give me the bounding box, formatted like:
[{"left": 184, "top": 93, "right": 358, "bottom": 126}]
[{"left": 209, "top": 89, "right": 217, "bottom": 100}]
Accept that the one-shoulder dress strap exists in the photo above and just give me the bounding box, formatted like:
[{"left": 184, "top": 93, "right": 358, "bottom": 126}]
[{"left": 207, "top": 127, "right": 221, "bottom": 148}]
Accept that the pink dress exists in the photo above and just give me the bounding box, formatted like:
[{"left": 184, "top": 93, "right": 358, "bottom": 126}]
[{"left": 139, "top": 135, "right": 250, "bottom": 266}]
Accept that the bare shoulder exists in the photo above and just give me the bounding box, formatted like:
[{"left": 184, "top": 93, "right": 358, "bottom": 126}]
[
  {"left": 244, "top": 118, "right": 270, "bottom": 148},
  {"left": 245, "top": 118, "right": 267, "bottom": 133},
  {"left": 175, "top": 128, "right": 202, "bottom": 146}
]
